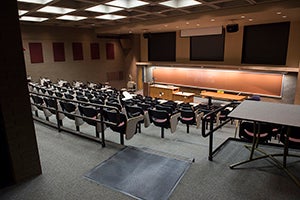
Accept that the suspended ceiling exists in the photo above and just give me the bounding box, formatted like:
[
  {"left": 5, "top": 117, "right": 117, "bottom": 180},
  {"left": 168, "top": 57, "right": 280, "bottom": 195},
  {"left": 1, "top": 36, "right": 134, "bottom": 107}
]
[{"left": 17, "top": 0, "right": 300, "bottom": 34}]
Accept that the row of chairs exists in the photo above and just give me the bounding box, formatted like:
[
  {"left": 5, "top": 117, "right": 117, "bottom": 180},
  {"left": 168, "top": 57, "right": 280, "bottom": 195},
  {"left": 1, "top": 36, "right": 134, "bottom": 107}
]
[
  {"left": 238, "top": 121, "right": 300, "bottom": 148},
  {"left": 30, "top": 81, "right": 230, "bottom": 145}
]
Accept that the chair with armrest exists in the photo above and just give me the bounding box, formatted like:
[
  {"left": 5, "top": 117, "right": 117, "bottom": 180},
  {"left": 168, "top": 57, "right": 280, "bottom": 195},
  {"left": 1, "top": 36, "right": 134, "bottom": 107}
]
[
  {"left": 103, "top": 108, "right": 143, "bottom": 145},
  {"left": 78, "top": 104, "right": 103, "bottom": 137},
  {"left": 125, "top": 105, "right": 145, "bottom": 133},
  {"left": 31, "top": 95, "right": 48, "bottom": 120},
  {"left": 179, "top": 108, "right": 204, "bottom": 133},
  {"left": 148, "top": 108, "right": 180, "bottom": 138},
  {"left": 239, "top": 121, "right": 275, "bottom": 144},
  {"left": 59, "top": 101, "right": 84, "bottom": 131},
  {"left": 280, "top": 126, "right": 300, "bottom": 149}
]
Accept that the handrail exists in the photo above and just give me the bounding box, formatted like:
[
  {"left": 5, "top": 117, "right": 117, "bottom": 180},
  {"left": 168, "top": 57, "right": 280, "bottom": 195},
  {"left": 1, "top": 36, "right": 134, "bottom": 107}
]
[
  {"left": 201, "top": 102, "right": 239, "bottom": 138},
  {"left": 29, "top": 90, "right": 122, "bottom": 147},
  {"left": 201, "top": 101, "right": 240, "bottom": 161}
]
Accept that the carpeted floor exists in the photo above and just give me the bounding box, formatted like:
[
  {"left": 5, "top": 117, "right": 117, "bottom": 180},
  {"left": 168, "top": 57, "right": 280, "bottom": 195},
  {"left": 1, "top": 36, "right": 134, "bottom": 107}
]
[{"left": 1, "top": 120, "right": 300, "bottom": 200}]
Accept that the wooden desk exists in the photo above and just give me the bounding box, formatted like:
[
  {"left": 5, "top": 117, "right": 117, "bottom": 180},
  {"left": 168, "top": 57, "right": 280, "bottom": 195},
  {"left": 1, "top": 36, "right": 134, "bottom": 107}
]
[
  {"left": 201, "top": 91, "right": 246, "bottom": 108},
  {"left": 200, "top": 91, "right": 246, "bottom": 101},
  {"left": 173, "top": 92, "right": 195, "bottom": 103},
  {"left": 149, "top": 84, "right": 179, "bottom": 100}
]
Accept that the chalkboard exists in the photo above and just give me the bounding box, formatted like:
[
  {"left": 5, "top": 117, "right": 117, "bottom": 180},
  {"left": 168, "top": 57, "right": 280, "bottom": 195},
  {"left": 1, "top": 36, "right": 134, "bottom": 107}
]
[{"left": 152, "top": 67, "right": 283, "bottom": 97}]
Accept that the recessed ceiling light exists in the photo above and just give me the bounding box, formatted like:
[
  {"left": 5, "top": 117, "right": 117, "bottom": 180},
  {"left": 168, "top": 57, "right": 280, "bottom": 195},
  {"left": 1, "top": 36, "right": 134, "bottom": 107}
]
[
  {"left": 160, "top": 0, "right": 201, "bottom": 8},
  {"left": 241, "top": 15, "right": 245, "bottom": 18},
  {"left": 249, "top": 18, "right": 253, "bottom": 21},
  {"left": 85, "top": 5, "right": 123, "bottom": 13},
  {"left": 164, "top": 24, "right": 168, "bottom": 27},
  {"left": 106, "top": 0, "right": 148, "bottom": 9},
  {"left": 176, "top": 26, "right": 179, "bottom": 28},
  {"left": 282, "top": 15, "right": 287, "bottom": 18},
  {"left": 17, "top": 0, "right": 53, "bottom": 4},
  {"left": 37, "top": 6, "right": 75, "bottom": 14},
  {"left": 18, "top": 10, "right": 28, "bottom": 15},
  {"left": 211, "top": 19, "right": 215, "bottom": 22},
  {"left": 57, "top": 15, "right": 87, "bottom": 21},
  {"left": 96, "top": 14, "right": 126, "bottom": 20},
  {"left": 276, "top": 11, "right": 282, "bottom": 15},
  {"left": 20, "top": 16, "right": 48, "bottom": 22},
  {"left": 186, "top": 22, "right": 189, "bottom": 25}
]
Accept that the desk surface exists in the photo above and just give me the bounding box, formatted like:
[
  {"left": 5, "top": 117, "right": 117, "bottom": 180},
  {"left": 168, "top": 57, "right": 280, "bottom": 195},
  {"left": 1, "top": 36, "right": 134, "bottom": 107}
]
[
  {"left": 150, "top": 84, "right": 179, "bottom": 90},
  {"left": 228, "top": 100, "right": 300, "bottom": 127},
  {"left": 201, "top": 91, "right": 246, "bottom": 101},
  {"left": 173, "top": 91, "right": 195, "bottom": 97}
]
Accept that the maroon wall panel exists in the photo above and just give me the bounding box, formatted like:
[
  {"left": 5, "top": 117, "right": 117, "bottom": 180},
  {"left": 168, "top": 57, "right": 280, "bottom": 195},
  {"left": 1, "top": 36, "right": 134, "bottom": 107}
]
[
  {"left": 90, "top": 43, "right": 100, "bottom": 60},
  {"left": 72, "top": 42, "right": 83, "bottom": 60},
  {"left": 106, "top": 43, "right": 114, "bottom": 60},
  {"left": 53, "top": 42, "right": 65, "bottom": 62},
  {"left": 29, "top": 42, "right": 43, "bottom": 63}
]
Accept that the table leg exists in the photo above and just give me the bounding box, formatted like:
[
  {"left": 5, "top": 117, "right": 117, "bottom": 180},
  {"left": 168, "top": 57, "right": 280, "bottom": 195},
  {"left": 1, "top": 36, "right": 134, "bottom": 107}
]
[{"left": 283, "top": 127, "right": 291, "bottom": 168}]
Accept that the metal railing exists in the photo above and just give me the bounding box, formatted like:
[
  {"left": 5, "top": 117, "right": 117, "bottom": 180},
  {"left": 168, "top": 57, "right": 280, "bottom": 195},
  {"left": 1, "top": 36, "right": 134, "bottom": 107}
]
[
  {"left": 29, "top": 89, "right": 122, "bottom": 148},
  {"left": 201, "top": 101, "right": 240, "bottom": 161}
]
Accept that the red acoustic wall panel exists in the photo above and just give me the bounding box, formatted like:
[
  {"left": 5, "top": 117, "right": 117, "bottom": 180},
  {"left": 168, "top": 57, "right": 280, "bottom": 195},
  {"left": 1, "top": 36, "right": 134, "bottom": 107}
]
[
  {"left": 90, "top": 43, "right": 100, "bottom": 60},
  {"left": 72, "top": 42, "right": 83, "bottom": 60},
  {"left": 53, "top": 42, "right": 65, "bottom": 62},
  {"left": 29, "top": 42, "right": 43, "bottom": 63},
  {"left": 106, "top": 43, "right": 114, "bottom": 60}
]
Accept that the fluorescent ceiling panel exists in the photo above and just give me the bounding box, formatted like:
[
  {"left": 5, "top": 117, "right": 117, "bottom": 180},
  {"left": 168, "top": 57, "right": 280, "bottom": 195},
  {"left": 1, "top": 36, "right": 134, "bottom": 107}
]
[
  {"left": 106, "top": 0, "right": 148, "bottom": 9},
  {"left": 160, "top": 0, "right": 202, "bottom": 8},
  {"left": 37, "top": 6, "right": 75, "bottom": 14},
  {"left": 17, "top": 0, "right": 53, "bottom": 4},
  {"left": 85, "top": 5, "right": 123, "bottom": 13},
  {"left": 20, "top": 16, "right": 48, "bottom": 22},
  {"left": 18, "top": 10, "right": 28, "bottom": 15},
  {"left": 96, "top": 14, "right": 126, "bottom": 20},
  {"left": 57, "top": 15, "right": 87, "bottom": 21}
]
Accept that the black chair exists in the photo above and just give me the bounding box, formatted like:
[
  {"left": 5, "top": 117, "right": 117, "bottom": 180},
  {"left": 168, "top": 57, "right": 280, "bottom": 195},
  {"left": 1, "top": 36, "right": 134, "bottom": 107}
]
[
  {"left": 59, "top": 101, "right": 82, "bottom": 131},
  {"left": 280, "top": 126, "right": 300, "bottom": 149},
  {"left": 76, "top": 95, "right": 89, "bottom": 103},
  {"left": 125, "top": 105, "right": 144, "bottom": 133},
  {"left": 44, "top": 97, "right": 63, "bottom": 125},
  {"left": 137, "top": 102, "right": 152, "bottom": 111},
  {"left": 179, "top": 109, "right": 196, "bottom": 133},
  {"left": 64, "top": 93, "right": 74, "bottom": 100},
  {"left": 31, "top": 95, "right": 45, "bottom": 118},
  {"left": 55, "top": 91, "right": 63, "bottom": 98},
  {"left": 148, "top": 109, "right": 171, "bottom": 138},
  {"left": 89, "top": 98, "right": 103, "bottom": 105},
  {"left": 103, "top": 109, "right": 127, "bottom": 145},
  {"left": 155, "top": 104, "right": 174, "bottom": 115},
  {"left": 239, "top": 121, "right": 274, "bottom": 144},
  {"left": 78, "top": 105, "right": 101, "bottom": 137}
]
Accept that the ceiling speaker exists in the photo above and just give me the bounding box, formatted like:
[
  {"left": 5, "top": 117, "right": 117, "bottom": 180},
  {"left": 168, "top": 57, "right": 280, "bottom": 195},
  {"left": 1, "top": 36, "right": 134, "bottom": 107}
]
[{"left": 226, "top": 24, "right": 239, "bottom": 33}]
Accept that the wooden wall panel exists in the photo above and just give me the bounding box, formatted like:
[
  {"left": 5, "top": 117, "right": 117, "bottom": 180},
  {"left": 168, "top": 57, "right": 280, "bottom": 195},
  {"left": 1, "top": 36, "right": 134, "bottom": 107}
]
[{"left": 153, "top": 67, "right": 283, "bottom": 97}]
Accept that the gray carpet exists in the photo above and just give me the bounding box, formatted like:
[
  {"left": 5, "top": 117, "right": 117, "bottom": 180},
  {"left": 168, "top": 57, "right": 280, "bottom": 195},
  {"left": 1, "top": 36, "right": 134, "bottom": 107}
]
[
  {"left": 171, "top": 140, "right": 300, "bottom": 200},
  {"left": 85, "top": 146, "right": 191, "bottom": 200}
]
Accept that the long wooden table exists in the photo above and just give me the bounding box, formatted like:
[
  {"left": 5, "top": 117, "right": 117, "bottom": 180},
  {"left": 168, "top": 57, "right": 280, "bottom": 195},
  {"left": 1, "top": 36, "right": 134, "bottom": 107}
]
[{"left": 201, "top": 91, "right": 247, "bottom": 107}]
